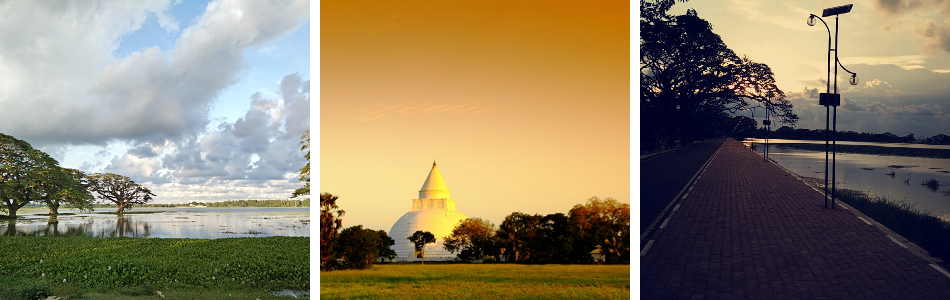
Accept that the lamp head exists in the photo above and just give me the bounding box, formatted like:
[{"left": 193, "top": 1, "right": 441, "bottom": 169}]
[
  {"left": 807, "top": 15, "right": 816, "bottom": 26},
  {"left": 850, "top": 73, "right": 859, "bottom": 85},
  {"left": 822, "top": 4, "right": 853, "bottom": 17}
]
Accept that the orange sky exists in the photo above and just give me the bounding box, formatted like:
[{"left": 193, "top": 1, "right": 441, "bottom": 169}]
[{"left": 321, "top": 0, "right": 629, "bottom": 231}]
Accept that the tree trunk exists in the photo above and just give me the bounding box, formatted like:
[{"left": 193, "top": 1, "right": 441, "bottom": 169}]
[
  {"left": 116, "top": 202, "right": 127, "bottom": 214},
  {"left": 5, "top": 201, "right": 17, "bottom": 218},
  {"left": 421, "top": 248, "right": 425, "bottom": 265},
  {"left": 49, "top": 203, "right": 59, "bottom": 215}
]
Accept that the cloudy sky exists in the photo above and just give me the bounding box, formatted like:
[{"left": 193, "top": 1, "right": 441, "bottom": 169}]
[
  {"left": 669, "top": 0, "right": 950, "bottom": 138},
  {"left": 322, "top": 0, "right": 629, "bottom": 231},
  {"left": 0, "top": 0, "right": 310, "bottom": 203}
]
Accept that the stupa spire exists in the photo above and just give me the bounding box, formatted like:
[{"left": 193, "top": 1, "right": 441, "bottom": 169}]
[{"left": 419, "top": 161, "right": 449, "bottom": 199}]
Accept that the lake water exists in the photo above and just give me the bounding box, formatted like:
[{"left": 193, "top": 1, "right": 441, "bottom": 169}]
[
  {"left": 744, "top": 138, "right": 950, "bottom": 222},
  {"left": 0, "top": 207, "right": 310, "bottom": 239}
]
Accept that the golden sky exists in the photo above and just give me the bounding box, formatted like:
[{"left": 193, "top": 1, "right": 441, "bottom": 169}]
[{"left": 321, "top": 0, "right": 630, "bottom": 231}]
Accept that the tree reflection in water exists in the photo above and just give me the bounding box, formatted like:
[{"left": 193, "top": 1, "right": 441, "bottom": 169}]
[{"left": 1, "top": 215, "right": 152, "bottom": 237}]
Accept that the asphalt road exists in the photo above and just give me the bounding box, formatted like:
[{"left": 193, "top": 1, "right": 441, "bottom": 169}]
[{"left": 640, "top": 138, "right": 725, "bottom": 233}]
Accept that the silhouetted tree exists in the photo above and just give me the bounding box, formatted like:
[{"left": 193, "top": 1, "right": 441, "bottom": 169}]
[
  {"left": 641, "top": 0, "right": 797, "bottom": 151},
  {"left": 496, "top": 212, "right": 542, "bottom": 263},
  {"left": 375, "top": 229, "right": 397, "bottom": 262},
  {"left": 334, "top": 225, "right": 382, "bottom": 269},
  {"left": 320, "top": 193, "right": 345, "bottom": 269},
  {"left": 408, "top": 231, "right": 436, "bottom": 264}
]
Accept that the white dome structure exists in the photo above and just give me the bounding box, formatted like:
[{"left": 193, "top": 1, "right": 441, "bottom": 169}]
[{"left": 388, "top": 161, "right": 468, "bottom": 261}]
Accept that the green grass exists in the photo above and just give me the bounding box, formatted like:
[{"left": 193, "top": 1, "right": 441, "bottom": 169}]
[
  {"left": 0, "top": 236, "right": 309, "bottom": 299},
  {"left": 320, "top": 264, "right": 630, "bottom": 300},
  {"left": 835, "top": 189, "right": 950, "bottom": 262}
]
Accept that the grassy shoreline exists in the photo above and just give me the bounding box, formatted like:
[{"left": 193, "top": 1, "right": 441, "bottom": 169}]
[
  {"left": 320, "top": 264, "right": 629, "bottom": 299},
  {"left": 833, "top": 189, "right": 950, "bottom": 262},
  {"left": 0, "top": 236, "right": 309, "bottom": 299}
]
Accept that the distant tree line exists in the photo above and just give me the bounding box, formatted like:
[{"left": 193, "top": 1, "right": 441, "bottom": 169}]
[
  {"left": 755, "top": 126, "right": 950, "bottom": 145},
  {"left": 204, "top": 199, "right": 309, "bottom": 207},
  {"left": 443, "top": 197, "right": 630, "bottom": 264},
  {"left": 319, "top": 193, "right": 630, "bottom": 271}
]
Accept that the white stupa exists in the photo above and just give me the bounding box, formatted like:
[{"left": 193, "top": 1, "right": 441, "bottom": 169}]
[{"left": 388, "top": 161, "right": 468, "bottom": 261}]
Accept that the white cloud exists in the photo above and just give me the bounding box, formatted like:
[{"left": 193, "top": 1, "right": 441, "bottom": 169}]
[
  {"left": 0, "top": 0, "right": 309, "bottom": 146},
  {"left": 99, "top": 73, "right": 310, "bottom": 201}
]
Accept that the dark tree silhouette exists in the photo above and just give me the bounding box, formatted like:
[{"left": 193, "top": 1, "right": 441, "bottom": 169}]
[
  {"left": 640, "top": 0, "right": 797, "bottom": 152},
  {"left": 408, "top": 230, "right": 436, "bottom": 264},
  {"left": 321, "top": 193, "right": 345, "bottom": 269}
]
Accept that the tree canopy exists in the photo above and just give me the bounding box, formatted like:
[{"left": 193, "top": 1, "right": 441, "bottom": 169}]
[
  {"left": 320, "top": 193, "right": 345, "bottom": 269},
  {"left": 443, "top": 217, "right": 500, "bottom": 261},
  {"left": 640, "top": 0, "right": 797, "bottom": 152},
  {"left": 0, "top": 133, "right": 93, "bottom": 218},
  {"left": 408, "top": 231, "right": 436, "bottom": 264},
  {"left": 86, "top": 173, "right": 156, "bottom": 214},
  {"left": 291, "top": 130, "right": 310, "bottom": 199},
  {"left": 332, "top": 225, "right": 386, "bottom": 270}
]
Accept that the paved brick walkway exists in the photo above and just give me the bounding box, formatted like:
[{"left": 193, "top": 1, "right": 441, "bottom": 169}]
[{"left": 641, "top": 138, "right": 950, "bottom": 299}]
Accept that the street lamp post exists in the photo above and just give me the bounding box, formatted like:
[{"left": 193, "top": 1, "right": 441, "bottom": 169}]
[{"left": 808, "top": 4, "right": 859, "bottom": 209}]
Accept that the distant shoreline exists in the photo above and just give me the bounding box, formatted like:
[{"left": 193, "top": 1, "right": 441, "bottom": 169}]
[{"left": 761, "top": 142, "right": 950, "bottom": 159}]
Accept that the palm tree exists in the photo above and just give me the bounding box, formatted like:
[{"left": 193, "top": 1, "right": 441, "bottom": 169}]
[{"left": 321, "top": 193, "right": 345, "bottom": 269}]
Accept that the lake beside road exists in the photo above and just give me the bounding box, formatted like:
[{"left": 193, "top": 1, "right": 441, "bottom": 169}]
[
  {"left": 0, "top": 207, "right": 310, "bottom": 239},
  {"left": 745, "top": 138, "right": 950, "bottom": 221}
]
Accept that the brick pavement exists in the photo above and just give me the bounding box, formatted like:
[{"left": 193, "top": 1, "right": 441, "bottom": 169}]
[{"left": 640, "top": 138, "right": 950, "bottom": 299}]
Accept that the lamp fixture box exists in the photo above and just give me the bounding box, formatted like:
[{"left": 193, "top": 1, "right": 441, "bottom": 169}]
[
  {"left": 822, "top": 4, "right": 853, "bottom": 17},
  {"left": 818, "top": 93, "right": 841, "bottom": 107}
]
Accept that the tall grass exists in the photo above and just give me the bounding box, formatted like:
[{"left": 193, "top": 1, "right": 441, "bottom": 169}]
[
  {"left": 835, "top": 189, "right": 950, "bottom": 261},
  {"left": 0, "top": 236, "right": 309, "bottom": 299},
  {"left": 320, "top": 264, "right": 630, "bottom": 300}
]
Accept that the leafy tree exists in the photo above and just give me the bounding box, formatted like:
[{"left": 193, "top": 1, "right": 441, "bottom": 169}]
[
  {"left": 496, "top": 212, "right": 542, "bottom": 263},
  {"left": 86, "top": 173, "right": 156, "bottom": 214},
  {"left": 320, "top": 193, "right": 345, "bottom": 269},
  {"left": 375, "top": 229, "right": 397, "bottom": 262},
  {"left": 408, "top": 230, "right": 436, "bottom": 264},
  {"left": 567, "top": 197, "right": 630, "bottom": 264},
  {"left": 535, "top": 213, "right": 574, "bottom": 264},
  {"left": 0, "top": 133, "right": 85, "bottom": 218},
  {"left": 41, "top": 168, "right": 95, "bottom": 215},
  {"left": 640, "top": 0, "right": 797, "bottom": 151},
  {"left": 333, "top": 225, "right": 382, "bottom": 269},
  {"left": 291, "top": 130, "right": 310, "bottom": 199},
  {"left": 443, "top": 217, "right": 500, "bottom": 261}
]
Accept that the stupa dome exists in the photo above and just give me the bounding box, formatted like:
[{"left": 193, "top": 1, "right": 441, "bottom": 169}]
[{"left": 388, "top": 161, "right": 468, "bottom": 261}]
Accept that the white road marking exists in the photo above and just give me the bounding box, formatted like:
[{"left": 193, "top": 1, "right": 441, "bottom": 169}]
[
  {"left": 931, "top": 264, "right": 950, "bottom": 279},
  {"left": 641, "top": 240, "right": 656, "bottom": 257},
  {"left": 887, "top": 235, "right": 907, "bottom": 248},
  {"left": 857, "top": 216, "right": 872, "bottom": 225}
]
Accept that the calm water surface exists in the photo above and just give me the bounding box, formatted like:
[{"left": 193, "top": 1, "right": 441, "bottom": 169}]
[
  {"left": 744, "top": 139, "right": 950, "bottom": 221},
  {"left": 0, "top": 207, "right": 310, "bottom": 238}
]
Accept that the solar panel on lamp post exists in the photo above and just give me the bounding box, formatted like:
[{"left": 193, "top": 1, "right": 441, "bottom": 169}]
[{"left": 808, "top": 4, "right": 859, "bottom": 209}]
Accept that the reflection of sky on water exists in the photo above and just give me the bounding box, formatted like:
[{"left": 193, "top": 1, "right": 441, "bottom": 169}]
[
  {"left": 1, "top": 207, "right": 310, "bottom": 239},
  {"left": 745, "top": 141, "right": 950, "bottom": 221},
  {"left": 745, "top": 138, "right": 950, "bottom": 150}
]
